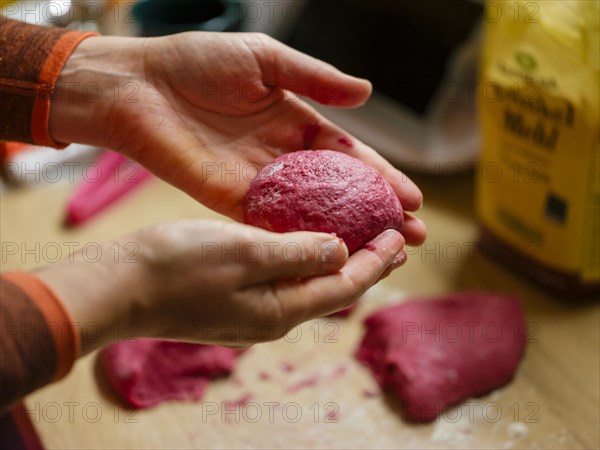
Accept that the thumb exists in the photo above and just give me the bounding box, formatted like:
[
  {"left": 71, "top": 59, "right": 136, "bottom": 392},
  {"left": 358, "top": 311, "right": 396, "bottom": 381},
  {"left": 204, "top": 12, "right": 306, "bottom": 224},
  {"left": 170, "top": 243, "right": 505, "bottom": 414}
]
[
  {"left": 257, "top": 35, "right": 372, "bottom": 107},
  {"left": 242, "top": 230, "right": 349, "bottom": 285}
]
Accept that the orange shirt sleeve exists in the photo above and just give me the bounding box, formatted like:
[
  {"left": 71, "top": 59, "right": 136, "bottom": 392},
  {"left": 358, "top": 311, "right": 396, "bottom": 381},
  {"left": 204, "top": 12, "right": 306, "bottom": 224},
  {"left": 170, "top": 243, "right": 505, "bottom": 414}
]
[
  {"left": 0, "top": 17, "right": 98, "bottom": 147},
  {"left": 0, "top": 273, "right": 80, "bottom": 410}
]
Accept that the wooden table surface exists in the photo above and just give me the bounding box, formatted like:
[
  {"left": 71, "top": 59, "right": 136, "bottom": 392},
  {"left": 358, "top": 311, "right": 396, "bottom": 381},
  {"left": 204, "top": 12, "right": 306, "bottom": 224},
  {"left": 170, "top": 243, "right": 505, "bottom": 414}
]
[{"left": 2, "top": 171, "right": 599, "bottom": 449}]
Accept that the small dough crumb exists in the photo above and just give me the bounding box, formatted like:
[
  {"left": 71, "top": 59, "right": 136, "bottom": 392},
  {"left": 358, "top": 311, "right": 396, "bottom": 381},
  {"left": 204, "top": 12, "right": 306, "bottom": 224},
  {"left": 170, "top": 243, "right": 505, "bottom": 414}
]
[{"left": 507, "top": 422, "right": 529, "bottom": 439}]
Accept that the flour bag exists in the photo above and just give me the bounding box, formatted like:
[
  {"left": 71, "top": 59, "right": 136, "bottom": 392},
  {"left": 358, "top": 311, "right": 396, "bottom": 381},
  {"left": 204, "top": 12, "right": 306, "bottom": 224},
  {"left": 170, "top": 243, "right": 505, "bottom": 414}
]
[{"left": 477, "top": 0, "right": 599, "bottom": 297}]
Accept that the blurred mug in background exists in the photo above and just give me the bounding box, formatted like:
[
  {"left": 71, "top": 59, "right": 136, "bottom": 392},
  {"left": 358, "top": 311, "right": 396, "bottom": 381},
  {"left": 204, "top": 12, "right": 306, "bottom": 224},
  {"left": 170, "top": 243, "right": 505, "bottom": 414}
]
[{"left": 132, "top": 0, "right": 242, "bottom": 36}]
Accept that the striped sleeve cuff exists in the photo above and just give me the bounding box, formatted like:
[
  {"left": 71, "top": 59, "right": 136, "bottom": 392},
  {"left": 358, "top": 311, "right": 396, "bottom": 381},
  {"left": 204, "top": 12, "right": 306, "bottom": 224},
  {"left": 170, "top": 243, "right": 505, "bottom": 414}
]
[
  {"left": 0, "top": 272, "right": 80, "bottom": 408},
  {"left": 0, "top": 17, "right": 98, "bottom": 147}
]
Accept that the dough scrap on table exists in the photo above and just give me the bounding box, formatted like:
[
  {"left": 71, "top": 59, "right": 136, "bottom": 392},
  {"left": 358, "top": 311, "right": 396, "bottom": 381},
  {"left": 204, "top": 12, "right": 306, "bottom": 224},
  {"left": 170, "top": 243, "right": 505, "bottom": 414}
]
[
  {"left": 356, "top": 292, "right": 527, "bottom": 422},
  {"left": 99, "top": 339, "right": 243, "bottom": 409}
]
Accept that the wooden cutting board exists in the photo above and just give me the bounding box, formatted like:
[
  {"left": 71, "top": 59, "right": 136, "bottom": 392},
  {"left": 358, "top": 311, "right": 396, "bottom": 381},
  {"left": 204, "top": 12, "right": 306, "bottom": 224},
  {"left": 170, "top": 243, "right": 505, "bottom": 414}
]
[{"left": 2, "top": 174, "right": 598, "bottom": 449}]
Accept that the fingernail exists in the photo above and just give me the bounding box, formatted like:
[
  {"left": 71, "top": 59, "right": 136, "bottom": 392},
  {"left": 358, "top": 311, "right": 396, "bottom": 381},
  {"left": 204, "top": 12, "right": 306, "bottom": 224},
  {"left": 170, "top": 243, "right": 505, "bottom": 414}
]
[
  {"left": 390, "top": 249, "right": 407, "bottom": 269},
  {"left": 322, "top": 238, "right": 348, "bottom": 264},
  {"left": 376, "top": 250, "right": 407, "bottom": 283},
  {"left": 369, "top": 229, "right": 401, "bottom": 248}
]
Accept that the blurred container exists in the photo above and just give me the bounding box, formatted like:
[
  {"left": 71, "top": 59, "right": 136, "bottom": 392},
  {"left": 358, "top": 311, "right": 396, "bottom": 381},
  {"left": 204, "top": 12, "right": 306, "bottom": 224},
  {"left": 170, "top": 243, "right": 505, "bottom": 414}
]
[
  {"left": 132, "top": 0, "right": 242, "bottom": 36},
  {"left": 477, "top": 0, "right": 599, "bottom": 298},
  {"left": 282, "top": 0, "right": 484, "bottom": 171}
]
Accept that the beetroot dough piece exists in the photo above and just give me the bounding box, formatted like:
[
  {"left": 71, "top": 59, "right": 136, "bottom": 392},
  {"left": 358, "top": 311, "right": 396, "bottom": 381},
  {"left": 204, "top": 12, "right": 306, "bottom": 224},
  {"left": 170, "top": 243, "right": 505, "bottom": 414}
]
[
  {"left": 356, "top": 292, "right": 526, "bottom": 422},
  {"left": 100, "top": 339, "right": 241, "bottom": 409},
  {"left": 243, "top": 150, "right": 404, "bottom": 253}
]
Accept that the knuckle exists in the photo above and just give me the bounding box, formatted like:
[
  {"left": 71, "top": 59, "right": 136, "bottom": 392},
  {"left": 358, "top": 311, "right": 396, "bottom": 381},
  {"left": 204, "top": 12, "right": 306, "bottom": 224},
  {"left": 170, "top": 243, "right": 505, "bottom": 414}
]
[
  {"left": 338, "top": 272, "right": 362, "bottom": 308},
  {"left": 251, "top": 31, "right": 272, "bottom": 42},
  {"left": 137, "top": 223, "right": 174, "bottom": 250},
  {"left": 236, "top": 225, "right": 258, "bottom": 247},
  {"left": 288, "top": 239, "right": 323, "bottom": 278},
  {"left": 343, "top": 291, "right": 361, "bottom": 310},
  {"left": 244, "top": 31, "right": 273, "bottom": 48}
]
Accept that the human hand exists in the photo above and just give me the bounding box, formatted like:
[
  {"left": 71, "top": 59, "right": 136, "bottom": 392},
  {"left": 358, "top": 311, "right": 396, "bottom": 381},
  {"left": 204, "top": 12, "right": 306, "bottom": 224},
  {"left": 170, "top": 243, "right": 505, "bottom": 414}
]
[
  {"left": 36, "top": 220, "right": 406, "bottom": 353},
  {"left": 49, "top": 32, "right": 426, "bottom": 245}
]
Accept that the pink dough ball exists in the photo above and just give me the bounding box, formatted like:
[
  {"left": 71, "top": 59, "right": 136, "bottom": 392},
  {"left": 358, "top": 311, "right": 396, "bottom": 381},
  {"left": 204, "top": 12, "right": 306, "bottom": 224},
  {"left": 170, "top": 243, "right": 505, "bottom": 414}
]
[{"left": 243, "top": 150, "right": 404, "bottom": 253}]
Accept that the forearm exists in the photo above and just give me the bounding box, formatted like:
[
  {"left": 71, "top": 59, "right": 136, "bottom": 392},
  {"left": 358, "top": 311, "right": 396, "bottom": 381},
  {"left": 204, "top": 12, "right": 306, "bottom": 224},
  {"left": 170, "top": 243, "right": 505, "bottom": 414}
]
[
  {"left": 0, "top": 237, "right": 158, "bottom": 409},
  {"left": 34, "top": 238, "right": 155, "bottom": 356}
]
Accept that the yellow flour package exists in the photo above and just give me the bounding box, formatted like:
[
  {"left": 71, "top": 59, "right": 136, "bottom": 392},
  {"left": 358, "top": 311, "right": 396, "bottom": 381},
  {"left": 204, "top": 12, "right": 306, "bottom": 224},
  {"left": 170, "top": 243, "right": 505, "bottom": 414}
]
[{"left": 477, "top": 0, "right": 599, "bottom": 296}]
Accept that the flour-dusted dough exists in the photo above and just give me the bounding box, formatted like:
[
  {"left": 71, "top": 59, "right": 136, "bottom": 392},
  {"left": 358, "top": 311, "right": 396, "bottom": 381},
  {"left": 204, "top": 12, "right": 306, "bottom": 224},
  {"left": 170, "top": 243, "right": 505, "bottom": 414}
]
[
  {"left": 356, "top": 292, "right": 527, "bottom": 422},
  {"left": 100, "top": 339, "right": 241, "bottom": 409},
  {"left": 243, "top": 150, "right": 404, "bottom": 253}
]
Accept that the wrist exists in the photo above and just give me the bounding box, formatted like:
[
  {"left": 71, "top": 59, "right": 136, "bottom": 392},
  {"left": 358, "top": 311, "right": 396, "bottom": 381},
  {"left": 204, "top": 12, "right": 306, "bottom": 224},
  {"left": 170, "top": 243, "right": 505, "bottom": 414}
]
[
  {"left": 34, "top": 239, "right": 154, "bottom": 355},
  {"left": 49, "top": 35, "right": 149, "bottom": 147}
]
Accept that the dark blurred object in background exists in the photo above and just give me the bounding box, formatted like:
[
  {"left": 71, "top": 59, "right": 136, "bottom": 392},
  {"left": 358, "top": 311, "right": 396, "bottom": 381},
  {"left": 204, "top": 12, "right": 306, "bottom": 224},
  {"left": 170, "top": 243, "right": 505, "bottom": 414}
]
[
  {"left": 283, "top": 0, "right": 484, "bottom": 170},
  {"left": 286, "top": 0, "right": 481, "bottom": 117},
  {"left": 133, "top": 0, "right": 242, "bottom": 36}
]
